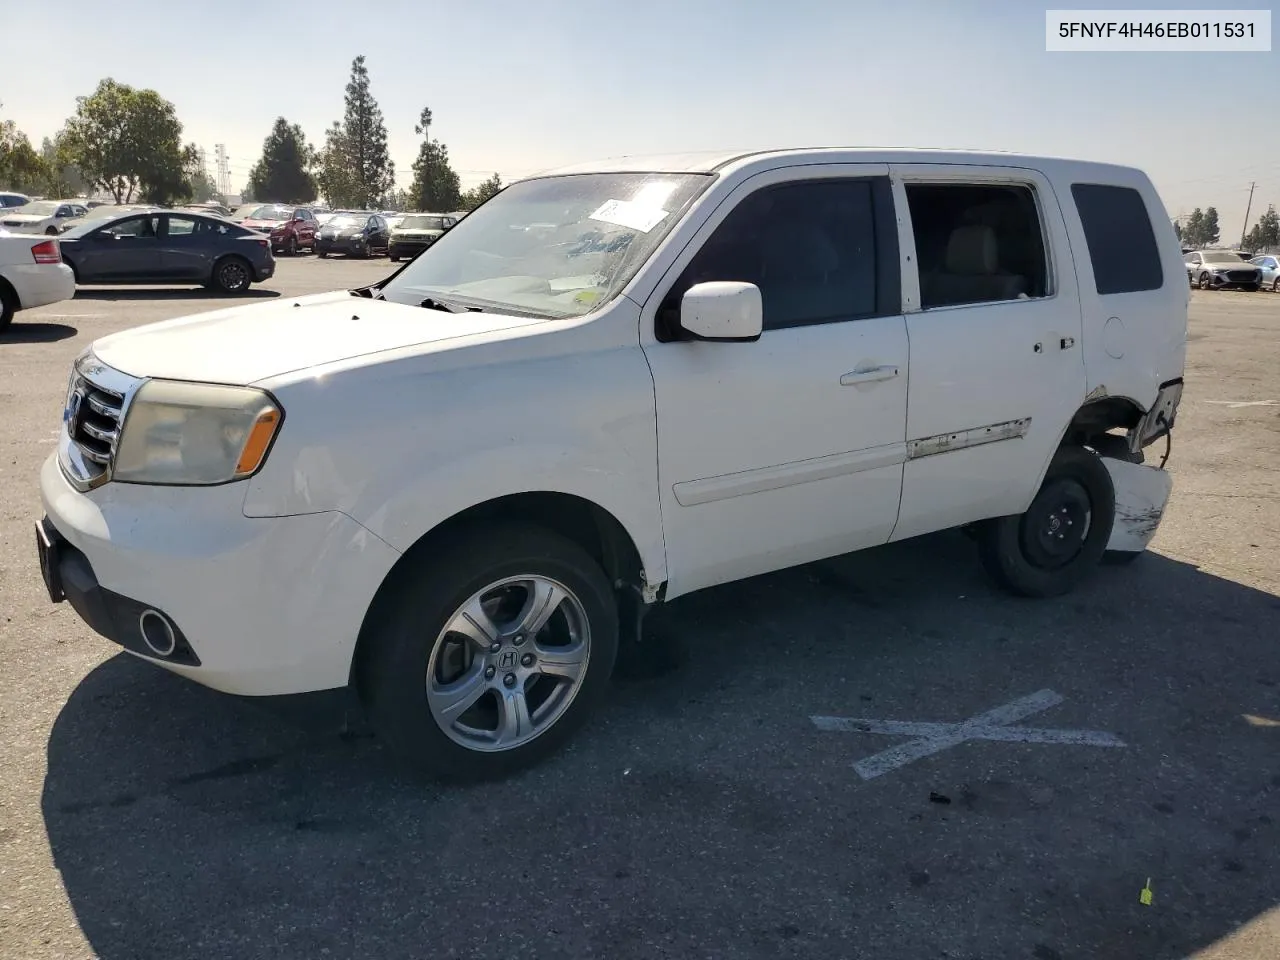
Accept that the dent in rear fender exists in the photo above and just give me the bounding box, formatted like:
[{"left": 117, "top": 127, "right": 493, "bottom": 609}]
[{"left": 1102, "top": 457, "right": 1172, "bottom": 554}]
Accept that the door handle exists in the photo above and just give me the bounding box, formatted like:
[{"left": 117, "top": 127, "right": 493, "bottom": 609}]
[{"left": 840, "top": 365, "right": 899, "bottom": 386}]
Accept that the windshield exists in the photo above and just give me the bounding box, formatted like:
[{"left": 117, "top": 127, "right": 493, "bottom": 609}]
[
  {"left": 242, "top": 204, "right": 289, "bottom": 222},
  {"left": 380, "top": 173, "right": 711, "bottom": 318},
  {"left": 60, "top": 215, "right": 126, "bottom": 238},
  {"left": 1203, "top": 250, "right": 1245, "bottom": 264},
  {"left": 16, "top": 200, "right": 60, "bottom": 216},
  {"left": 399, "top": 215, "right": 447, "bottom": 230}
]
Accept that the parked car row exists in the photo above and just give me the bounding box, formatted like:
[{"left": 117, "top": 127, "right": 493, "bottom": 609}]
[{"left": 1183, "top": 248, "right": 1268, "bottom": 291}]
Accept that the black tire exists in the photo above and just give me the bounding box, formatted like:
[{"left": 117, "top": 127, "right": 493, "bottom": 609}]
[
  {"left": 0, "top": 283, "right": 16, "bottom": 332},
  {"left": 1245, "top": 283, "right": 1261, "bottom": 293},
  {"left": 358, "top": 524, "right": 619, "bottom": 781},
  {"left": 389, "top": 250, "right": 399, "bottom": 263},
  {"left": 317, "top": 248, "right": 327, "bottom": 258},
  {"left": 1087, "top": 433, "right": 1144, "bottom": 464},
  {"left": 45, "top": 226, "right": 59, "bottom": 236},
  {"left": 976, "top": 446, "right": 1116, "bottom": 598},
  {"left": 1272, "top": 278, "right": 1279, "bottom": 292},
  {"left": 211, "top": 256, "right": 252, "bottom": 294},
  {"left": 1198, "top": 272, "right": 1212, "bottom": 290},
  {"left": 284, "top": 235, "right": 297, "bottom": 257}
]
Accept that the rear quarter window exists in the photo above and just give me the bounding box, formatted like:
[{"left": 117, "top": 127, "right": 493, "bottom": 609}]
[{"left": 1070, "top": 183, "right": 1164, "bottom": 295}]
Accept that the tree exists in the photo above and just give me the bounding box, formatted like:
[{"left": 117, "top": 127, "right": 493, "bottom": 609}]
[
  {"left": 1244, "top": 204, "right": 1279, "bottom": 252},
  {"left": 409, "top": 106, "right": 462, "bottom": 212},
  {"left": 335, "top": 56, "right": 394, "bottom": 208},
  {"left": 41, "top": 135, "right": 88, "bottom": 197},
  {"left": 247, "top": 117, "right": 317, "bottom": 203},
  {"left": 461, "top": 173, "right": 503, "bottom": 211},
  {"left": 139, "top": 142, "right": 204, "bottom": 206},
  {"left": 316, "top": 121, "right": 355, "bottom": 207},
  {"left": 1172, "top": 219, "right": 1182, "bottom": 242},
  {"left": 60, "top": 79, "right": 191, "bottom": 203},
  {"left": 0, "top": 103, "right": 48, "bottom": 194},
  {"left": 1202, "top": 206, "right": 1220, "bottom": 247}
]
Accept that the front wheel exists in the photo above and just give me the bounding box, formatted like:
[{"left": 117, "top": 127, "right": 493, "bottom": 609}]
[
  {"left": 976, "top": 446, "right": 1115, "bottom": 598},
  {"left": 1245, "top": 283, "right": 1261, "bottom": 293},
  {"left": 1272, "top": 278, "right": 1279, "bottom": 292},
  {"left": 1198, "top": 272, "right": 1212, "bottom": 290},
  {"left": 284, "top": 235, "right": 298, "bottom": 257},
  {"left": 358, "top": 524, "right": 619, "bottom": 780}
]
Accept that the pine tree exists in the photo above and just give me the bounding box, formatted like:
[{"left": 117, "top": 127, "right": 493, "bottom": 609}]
[
  {"left": 409, "top": 106, "right": 462, "bottom": 212},
  {"left": 247, "top": 118, "right": 317, "bottom": 203},
  {"left": 339, "top": 56, "right": 394, "bottom": 209}
]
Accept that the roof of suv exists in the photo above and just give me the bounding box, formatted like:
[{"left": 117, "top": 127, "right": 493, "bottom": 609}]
[{"left": 535, "top": 147, "right": 1144, "bottom": 181}]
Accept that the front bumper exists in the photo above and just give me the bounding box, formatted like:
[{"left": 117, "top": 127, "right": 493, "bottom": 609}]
[
  {"left": 39, "top": 453, "right": 401, "bottom": 696},
  {"left": 316, "top": 236, "right": 367, "bottom": 255},
  {"left": 7, "top": 262, "right": 75, "bottom": 309}
]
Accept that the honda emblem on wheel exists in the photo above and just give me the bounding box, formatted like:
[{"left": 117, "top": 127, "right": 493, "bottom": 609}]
[{"left": 499, "top": 650, "right": 516, "bottom": 669}]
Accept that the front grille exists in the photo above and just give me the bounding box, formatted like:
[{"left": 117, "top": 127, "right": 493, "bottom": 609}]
[
  {"left": 1225, "top": 270, "right": 1258, "bottom": 283},
  {"left": 71, "top": 381, "right": 124, "bottom": 465},
  {"left": 59, "top": 356, "right": 141, "bottom": 490}
]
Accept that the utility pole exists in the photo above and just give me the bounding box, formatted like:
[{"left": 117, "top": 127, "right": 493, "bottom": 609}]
[{"left": 1240, "top": 181, "right": 1256, "bottom": 249}]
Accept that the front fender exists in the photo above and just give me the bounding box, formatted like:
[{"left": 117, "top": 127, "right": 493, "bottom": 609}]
[{"left": 241, "top": 333, "right": 666, "bottom": 585}]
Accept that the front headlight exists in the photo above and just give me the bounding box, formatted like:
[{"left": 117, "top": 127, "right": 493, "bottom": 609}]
[{"left": 114, "top": 380, "right": 283, "bottom": 485}]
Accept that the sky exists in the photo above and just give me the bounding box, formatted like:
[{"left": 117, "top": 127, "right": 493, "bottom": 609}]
[{"left": 2, "top": 0, "right": 1276, "bottom": 236}]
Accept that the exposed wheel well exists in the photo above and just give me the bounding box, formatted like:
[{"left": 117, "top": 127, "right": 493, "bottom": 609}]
[
  {"left": 350, "top": 492, "right": 647, "bottom": 687},
  {"left": 1060, "top": 397, "right": 1143, "bottom": 449}
]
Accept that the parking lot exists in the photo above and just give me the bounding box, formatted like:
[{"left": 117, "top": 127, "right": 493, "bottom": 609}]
[{"left": 1, "top": 262, "right": 1278, "bottom": 959}]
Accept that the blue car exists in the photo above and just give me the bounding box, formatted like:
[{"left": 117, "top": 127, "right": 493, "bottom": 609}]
[{"left": 58, "top": 210, "right": 275, "bottom": 293}]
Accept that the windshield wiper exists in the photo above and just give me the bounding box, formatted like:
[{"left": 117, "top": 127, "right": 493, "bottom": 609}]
[{"left": 420, "top": 296, "right": 481, "bottom": 313}]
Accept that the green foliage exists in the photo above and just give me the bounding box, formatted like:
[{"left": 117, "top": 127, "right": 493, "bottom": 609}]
[
  {"left": 461, "top": 173, "right": 502, "bottom": 211},
  {"left": 1244, "top": 205, "right": 1279, "bottom": 252},
  {"left": 60, "top": 79, "right": 193, "bottom": 203},
  {"left": 247, "top": 117, "right": 317, "bottom": 203},
  {"left": 409, "top": 106, "right": 462, "bottom": 212},
  {"left": 1172, "top": 219, "right": 1182, "bottom": 241},
  {"left": 1181, "top": 207, "right": 1222, "bottom": 249},
  {"left": 321, "top": 56, "right": 394, "bottom": 209},
  {"left": 0, "top": 103, "right": 48, "bottom": 194}
]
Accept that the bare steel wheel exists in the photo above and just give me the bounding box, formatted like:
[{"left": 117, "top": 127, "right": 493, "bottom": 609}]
[
  {"left": 426, "top": 575, "right": 591, "bottom": 752},
  {"left": 359, "top": 524, "right": 618, "bottom": 780}
]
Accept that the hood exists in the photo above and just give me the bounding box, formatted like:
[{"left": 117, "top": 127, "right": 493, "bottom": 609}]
[
  {"left": 242, "top": 219, "right": 282, "bottom": 230},
  {"left": 0, "top": 213, "right": 46, "bottom": 224},
  {"left": 394, "top": 228, "right": 443, "bottom": 238},
  {"left": 90, "top": 290, "right": 549, "bottom": 385}
]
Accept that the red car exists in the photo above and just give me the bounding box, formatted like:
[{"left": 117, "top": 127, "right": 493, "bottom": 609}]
[{"left": 235, "top": 203, "right": 319, "bottom": 256}]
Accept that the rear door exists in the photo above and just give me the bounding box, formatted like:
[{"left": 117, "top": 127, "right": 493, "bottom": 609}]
[
  {"left": 889, "top": 165, "right": 1086, "bottom": 542},
  {"left": 160, "top": 214, "right": 213, "bottom": 280}
]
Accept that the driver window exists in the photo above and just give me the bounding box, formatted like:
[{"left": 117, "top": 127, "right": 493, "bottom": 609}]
[
  {"left": 658, "top": 178, "right": 882, "bottom": 338},
  {"left": 101, "top": 216, "right": 159, "bottom": 238}
]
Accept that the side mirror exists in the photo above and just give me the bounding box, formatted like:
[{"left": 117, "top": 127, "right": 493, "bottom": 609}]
[{"left": 678, "top": 281, "right": 762, "bottom": 342}]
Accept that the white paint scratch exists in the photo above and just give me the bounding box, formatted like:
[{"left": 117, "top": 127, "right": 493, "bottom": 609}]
[
  {"left": 1203, "top": 400, "right": 1278, "bottom": 409},
  {"left": 812, "top": 689, "right": 1126, "bottom": 780}
]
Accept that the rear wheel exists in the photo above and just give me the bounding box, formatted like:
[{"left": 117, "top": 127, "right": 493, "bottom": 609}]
[
  {"left": 358, "top": 524, "right": 619, "bottom": 780},
  {"left": 0, "top": 283, "right": 16, "bottom": 332},
  {"left": 211, "top": 256, "right": 252, "bottom": 294},
  {"left": 317, "top": 247, "right": 328, "bottom": 258},
  {"left": 45, "top": 226, "right": 59, "bottom": 236},
  {"left": 976, "top": 446, "right": 1115, "bottom": 598}
]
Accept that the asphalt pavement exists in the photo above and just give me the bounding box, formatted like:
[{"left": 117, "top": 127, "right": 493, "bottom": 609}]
[{"left": 1, "top": 260, "right": 1278, "bottom": 960}]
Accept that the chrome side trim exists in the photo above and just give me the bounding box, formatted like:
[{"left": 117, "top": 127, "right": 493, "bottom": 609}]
[
  {"left": 672, "top": 443, "right": 908, "bottom": 507},
  {"left": 906, "top": 418, "right": 1032, "bottom": 460}
]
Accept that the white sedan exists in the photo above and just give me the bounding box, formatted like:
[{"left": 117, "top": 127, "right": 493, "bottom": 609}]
[
  {"left": 0, "top": 199, "right": 89, "bottom": 236},
  {"left": 0, "top": 230, "right": 76, "bottom": 331}
]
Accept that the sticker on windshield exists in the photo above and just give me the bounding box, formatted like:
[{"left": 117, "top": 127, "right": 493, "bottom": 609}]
[{"left": 589, "top": 199, "right": 669, "bottom": 234}]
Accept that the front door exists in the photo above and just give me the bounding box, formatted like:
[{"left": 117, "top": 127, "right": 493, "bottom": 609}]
[
  {"left": 888, "top": 166, "right": 1086, "bottom": 542},
  {"left": 641, "top": 169, "right": 909, "bottom": 598},
  {"left": 76, "top": 214, "right": 165, "bottom": 282}
]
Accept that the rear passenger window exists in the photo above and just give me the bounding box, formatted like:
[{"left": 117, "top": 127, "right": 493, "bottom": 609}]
[
  {"left": 660, "top": 179, "right": 884, "bottom": 334},
  {"left": 905, "top": 183, "right": 1050, "bottom": 309},
  {"left": 1071, "top": 184, "right": 1163, "bottom": 295}
]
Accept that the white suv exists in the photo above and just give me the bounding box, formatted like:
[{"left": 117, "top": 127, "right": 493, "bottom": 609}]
[{"left": 36, "top": 148, "right": 1188, "bottom": 779}]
